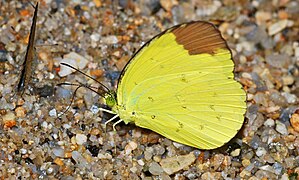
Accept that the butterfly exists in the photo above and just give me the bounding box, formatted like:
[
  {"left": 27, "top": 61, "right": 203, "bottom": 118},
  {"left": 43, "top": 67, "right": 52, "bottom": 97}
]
[
  {"left": 17, "top": 2, "right": 38, "bottom": 94},
  {"left": 61, "top": 21, "right": 247, "bottom": 149}
]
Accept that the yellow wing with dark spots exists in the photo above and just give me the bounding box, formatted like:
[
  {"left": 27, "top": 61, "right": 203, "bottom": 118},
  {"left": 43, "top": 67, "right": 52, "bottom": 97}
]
[{"left": 114, "top": 21, "right": 246, "bottom": 149}]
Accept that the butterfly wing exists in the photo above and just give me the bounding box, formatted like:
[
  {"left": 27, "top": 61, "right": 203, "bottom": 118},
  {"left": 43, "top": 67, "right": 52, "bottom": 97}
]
[{"left": 115, "top": 21, "right": 246, "bottom": 149}]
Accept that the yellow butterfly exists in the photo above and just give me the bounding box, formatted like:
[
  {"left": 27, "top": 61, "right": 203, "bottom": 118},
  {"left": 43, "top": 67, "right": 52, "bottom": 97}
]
[{"left": 62, "top": 21, "right": 247, "bottom": 149}]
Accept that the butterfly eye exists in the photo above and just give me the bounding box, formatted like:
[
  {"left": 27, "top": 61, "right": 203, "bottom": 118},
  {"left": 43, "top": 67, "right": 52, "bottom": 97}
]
[{"left": 105, "top": 93, "right": 116, "bottom": 108}]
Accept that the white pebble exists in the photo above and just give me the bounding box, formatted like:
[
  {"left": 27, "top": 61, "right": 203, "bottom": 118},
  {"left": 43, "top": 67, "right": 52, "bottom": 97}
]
[
  {"left": 130, "top": 166, "right": 138, "bottom": 173},
  {"left": 58, "top": 52, "right": 89, "bottom": 77},
  {"left": 173, "top": 142, "right": 184, "bottom": 148},
  {"left": 63, "top": 123, "right": 71, "bottom": 129},
  {"left": 58, "top": 58, "right": 77, "bottom": 77},
  {"left": 64, "top": 52, "right": 89, "bottom": 70},
  {"left": 264, "top": 118, "right": 275, "bottom": 127},
  {"left": 49, "top": 109, "right": 57, "bottom": 117},
  {"left": 90, "top": 105, "right": 99, "bottom": 114},
  {"left": 281, "top": 92, "right": 297, "bottom": 104},
  {"left": 42, "top": 121, "right": 48, "bottom": 129},
  {"left": 76, "top": 134, "right": 87, "bottom": 145},
  {"left": 20, "top": 148, "right": 27, "bottom": 154},
  {"left": 242, "top": 72, "right": 252, "bottom": 79},
  {"left": 49, "top": 73, "right": 55, "bottom": 79},
  {"left": 137, "top": 159, "right": 145, "bottom": 166},
  {"left": 90, "top": 33, "right": 100, "bottom": 41},
  {"left": 256, "top": 147, "right": 267, "bottom": 157},
  {"left": 53, "top": 147, "right": 65, "bottom": 158},
  {"left": 268, "top": 20, "right": 288, "bottom": 36},
  {"left": 275, "top": 121, "right": 288, "bottom": 135},
  {"left": 102, "top": 35, "right": 118, "bottom": 44},
  {"left": 57, "top": 141, "right": 65, "bottom": 146}
]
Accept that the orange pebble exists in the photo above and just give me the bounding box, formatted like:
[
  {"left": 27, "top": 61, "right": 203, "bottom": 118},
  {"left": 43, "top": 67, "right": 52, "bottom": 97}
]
[
  {"left": 93, "top": 0, "right": 102, "bottom": 7},
  {"left": 90, "top": 69, "right": 104, "bottom": 77},
  {"left": 20, "top": 9, "right": 30, "bottom": 16},
  {"left": 54, "top": 158, "right": 64, "bottom": 166},
  {"left": 290, "top": 112, "right": 299, "bottom": 132},
  {"left": 64, "top": 152, "right": 72, "bottom": 158},
  {"left": 278, "top": 10, "right": 288, "bottom": 19},
  {"left": 4, "top": 120, "right": 16, "bottom": 129}
]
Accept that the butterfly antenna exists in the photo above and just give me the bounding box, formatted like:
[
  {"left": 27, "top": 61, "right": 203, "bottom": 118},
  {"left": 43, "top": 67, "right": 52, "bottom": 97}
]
[
  {"left": 60, "top": 63, "right": 110, "bottom": 93},
  {"left": 57, "top": 82, "right": 106, "bottom": 98},
  {"left": 57, "top": 84, "right": 82, "bottom": 118}
]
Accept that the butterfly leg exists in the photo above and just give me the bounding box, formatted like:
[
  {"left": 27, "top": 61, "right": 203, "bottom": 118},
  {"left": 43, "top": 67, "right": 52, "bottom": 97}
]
[
  {"left": 112, "top": 119, "right": 123, "bottom": 131},
  {"left": 99, "top": 108, "right": 117, "bottom": 115},
  {"left": 104, "top": 114, "right": 119, "bottom": 132}
]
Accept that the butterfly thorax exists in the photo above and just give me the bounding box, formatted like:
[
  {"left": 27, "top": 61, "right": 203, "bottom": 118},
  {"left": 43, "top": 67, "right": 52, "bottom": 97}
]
[
  {"left": 104, "top": 91, "right": 136, "bottom": 124},
  {"left": 114, "top": 104, "right": 138, "bottom": 125}
]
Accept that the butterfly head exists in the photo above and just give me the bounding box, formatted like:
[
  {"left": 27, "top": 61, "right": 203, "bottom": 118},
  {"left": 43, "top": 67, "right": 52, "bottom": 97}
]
[{"left": 104, "top": 90, "right": 117, "bottom": 108}]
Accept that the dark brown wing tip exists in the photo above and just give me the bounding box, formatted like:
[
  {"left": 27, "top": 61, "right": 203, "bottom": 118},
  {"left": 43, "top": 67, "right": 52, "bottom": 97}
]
[{"left": 171, "top": 21, "right": 229, "bottom": 55}]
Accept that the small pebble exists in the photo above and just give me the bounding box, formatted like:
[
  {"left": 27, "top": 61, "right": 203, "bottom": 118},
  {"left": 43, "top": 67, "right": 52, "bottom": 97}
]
[
  {"left": 265, "top": 54, "right": 290, "bottom": 68},
  {"left": 144, "top": 147, "right": 154, "bottom": 161},
  {"left": 273, "top": 162, "right": 283, "bottom": 175},
  {"left": 230, "top": 149, "right": 240, "bottom": 157},
  {"left": 264, "top": 118, "right": 275, "bottom": 127},
  {"left": 259, "top": 165, "right": 275, "bottom": 173},
  {"left": 255, "top": 11, "right": 271, "bottom": 25},
  {"left": 275, "top": 121, "right": 288, "bottom": 135},
  {"left": 102, "top": 35, "right": 118, "bottom": 44},
  {"left": 53, "top": 148, "right": 65, "bottom": 158},
  {"left": 268, "top": 19, "right": 288, "bottom": 35},
  {"left": 20, "top": 148, "right": 27, "bottom": 154},
  {"left": 160, "top": 152, "right": 196, "bottom": 175},
  {"left": 54, "top": 158, "right": 64, "bottom": 166},
  {"left": 211, "top": 154, "right": 224, "bottom": 170},
  {"left": 58, "top": 52, "right": 89, "bottom": 77},
  {"left": 281, "top": 92, "right": 297, "bottom": 104},
  {"left": 71, "top": 151, "right": 90, "bottom": 169},
  {"left": 222, "top": 156, "right": 231, "bottom": 166},
  {"left": 130, "top": 166, "right": 138, "bottom": 173},
  {"left": 282, "top": 75, "right": 294, "bottom": 85},
  {"left": 290, "top": 112, "right": 299, "bottom": 132},
  {"left": 76, "top": 134, "right": 87, "bottom": 145},
  {"left": 90, "top": 33, "right": 100, "bottom": 41},
  {"left": 256, "top": 147, "right": 267, "bottom": 157},
  {"left": 125, "top": 141, "right": 138, "bottom": 155},
  {"left": 49, "top": 109, "right": 57, "bottom": 117},
  {"left": 137, "top": 159, "right": 145, "bottom": 166},
  {"left": 284, "top": 156, "right": 295, "bottom": 168},
  {"left": 15, "top": 107, "right": 26, "bottom": 118},
  {"left": 58, "top": 58, "right": 77, "bottom": 77},
  {"left": 149, "top": 162, "right": 164, "bottom": 175},
  {"left": 64, "top": 52, "right": 89, "bottom": 70}
]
